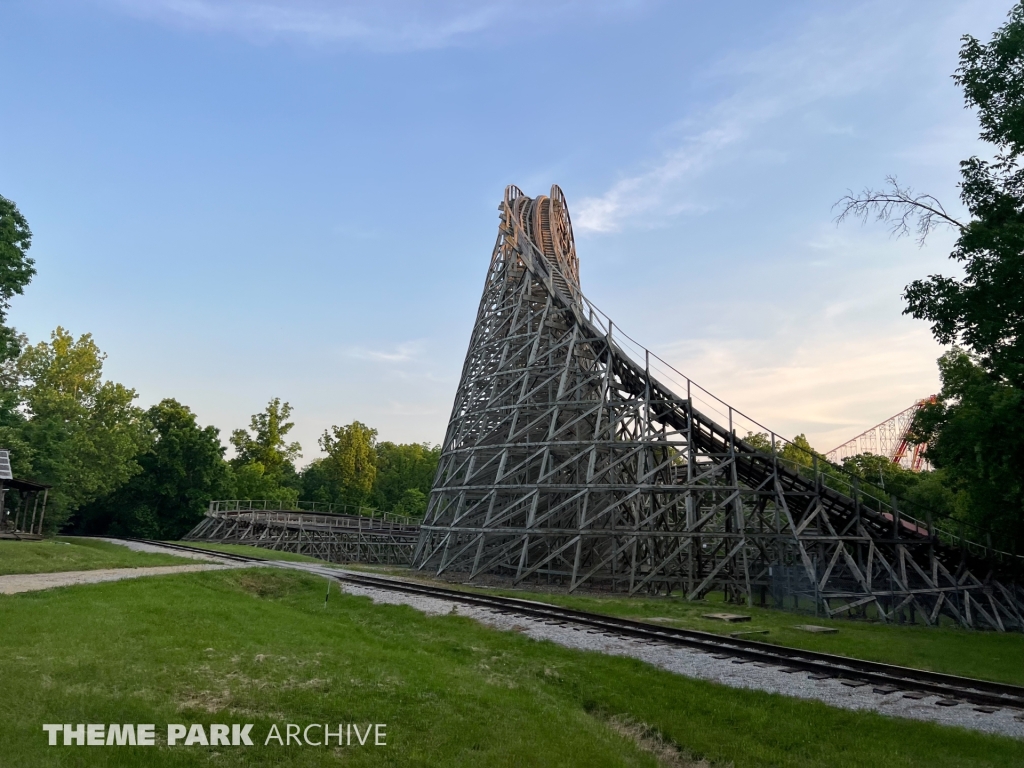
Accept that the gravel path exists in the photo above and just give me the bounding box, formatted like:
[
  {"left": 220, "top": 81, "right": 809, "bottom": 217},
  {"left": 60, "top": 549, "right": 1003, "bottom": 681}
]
[
  {"left": 91, "top": 537, "right": 228, "bottom": 561},
  {"left": 337, "top": 580, "right": 1024, "bottom": 739},
  {"left": 0, "top": 563, "right": 244, "bottom": 595}
]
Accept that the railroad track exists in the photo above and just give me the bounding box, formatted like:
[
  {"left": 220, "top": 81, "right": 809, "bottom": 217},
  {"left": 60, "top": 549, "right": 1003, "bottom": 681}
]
[{"left": 127, "top": 538, "right": 1024, "bottom": 714}]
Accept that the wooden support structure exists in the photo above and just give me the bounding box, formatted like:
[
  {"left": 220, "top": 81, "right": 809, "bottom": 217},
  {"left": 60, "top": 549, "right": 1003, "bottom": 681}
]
[
  {"left": 411, "top": 185, "right": 1024, "bottom": 631},
  {"left": 184, "top": 502, "right": 419, "bottom": 565}
]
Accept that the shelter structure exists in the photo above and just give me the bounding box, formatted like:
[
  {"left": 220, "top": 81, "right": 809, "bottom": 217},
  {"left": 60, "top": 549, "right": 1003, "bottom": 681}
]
[
  {"left": 0, "top": 449, "right": 50, "bottom": 540},
  {"left": 411, "top": 185, "right": 1024, "bottom": 631}
]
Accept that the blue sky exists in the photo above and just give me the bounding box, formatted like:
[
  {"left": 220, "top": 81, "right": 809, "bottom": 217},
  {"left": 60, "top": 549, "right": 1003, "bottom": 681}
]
[{"left": 0, "top": 0, "right": 1010, "bottom": 462}]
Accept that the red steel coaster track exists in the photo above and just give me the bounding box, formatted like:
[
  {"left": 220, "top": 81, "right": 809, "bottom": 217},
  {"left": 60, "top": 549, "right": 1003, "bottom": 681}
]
[{"left": 826, "top": 398, "right": 938, "bottom": 472}]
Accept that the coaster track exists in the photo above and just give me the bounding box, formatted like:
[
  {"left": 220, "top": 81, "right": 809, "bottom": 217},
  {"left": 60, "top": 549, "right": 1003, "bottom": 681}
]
[
  {"left": 184, "top": 503, "right": 418, "bottom": 565},
  {"left": 412, "top": 184, "right": 1024, "bottom": 631}
]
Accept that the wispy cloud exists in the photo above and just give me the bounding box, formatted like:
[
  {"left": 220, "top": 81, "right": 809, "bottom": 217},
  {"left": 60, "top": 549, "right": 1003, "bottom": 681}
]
[
  {"left": 348, "top": 340, "right": 422, "bottom": 363},
  {"left": 658, "top": 326, "right": 943, "bottom": 455},
  {"left": 574, "top": 124, "right": 737, "bottom": 233},
  {"left": 574, "top": 4, "right": 917, "bottom": 234},
  {"left": 103, "top": 0, "right": 644, "bottom": 51}
]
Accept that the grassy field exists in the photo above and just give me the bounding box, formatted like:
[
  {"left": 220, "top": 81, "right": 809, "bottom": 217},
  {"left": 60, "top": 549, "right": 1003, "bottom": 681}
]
[
  {"left": 1, "top": 566, "right": 1021, "bottom": 767},
  {"left": 166, "top": 542, "right": 1024, "bottom": 688},
  {"left": 0, "top": 537, "right": 191, "bottom": 575}
]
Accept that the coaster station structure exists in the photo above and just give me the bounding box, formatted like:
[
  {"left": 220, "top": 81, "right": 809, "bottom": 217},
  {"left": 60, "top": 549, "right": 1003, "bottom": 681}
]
[
  {"left": 412, "top": 184, "right": 1024, "bottom": 631},
  {"left": 185, "top": 500, "right": 419, "bottom": 565}
]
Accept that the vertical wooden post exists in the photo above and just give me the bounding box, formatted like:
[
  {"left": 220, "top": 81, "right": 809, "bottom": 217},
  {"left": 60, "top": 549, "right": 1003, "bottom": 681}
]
[{"left": 36, "top": 489, "right": 48, "bottom": 535}]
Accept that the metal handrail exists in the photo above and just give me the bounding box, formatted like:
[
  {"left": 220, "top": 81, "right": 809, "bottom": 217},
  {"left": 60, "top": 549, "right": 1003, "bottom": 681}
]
[{"left": 575, "top": 294, "right": 1020, "bottom": 566}]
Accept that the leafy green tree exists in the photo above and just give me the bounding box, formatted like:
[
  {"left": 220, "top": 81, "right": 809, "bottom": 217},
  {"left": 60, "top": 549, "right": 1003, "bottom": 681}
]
[
  {"left": 229, "top": 398, "right": 301, "bottom": 501},
  {"left": 840, "top": 453, "right": 920, "bottom": 499},
  {"left": 299, "top": 457, "right": 336, "bottom": 506},
  {"left": 392, "top": 487, "right": 428, "bottom": 517},
  {"left": 302, "top": 434, "right": 439, "bottom": 515},
  {"left": 910, "top": 349, "right": 1024, "bottom": 550},
  {"left": 0, "top": 194, "right": 37, "bottom": 362},
  {"left": 230, "top": 397, "right": 301, "bottom": 475},
  {"left": 316, "top": 421, "right": 378, "bottom": 507},
  {"left": 742, "top": 431, "right": 825, "bottom": 472},
  {"left": 837, "top": 7, "right": 1024, "bottom": 379},
  {"left": 371, "top": 441, "right": 440, "bottom": 514},
  {"left": 778, "top": 434, "right": 824, "bottom": 471},
  {"left": 228, "top": 461, "right": 299, "bottom": 506},
  {"left": 741, "top": 431, "right": 774, "bottom": 453},
  {"left": 15, "top": 327, "right": 149, "bottom": 530},
  {"left": 72, "top": 399, "right": 232, "bottom": 538},
  {"left": 897, "top": 13, "right": 1024, "bottom": 387}
]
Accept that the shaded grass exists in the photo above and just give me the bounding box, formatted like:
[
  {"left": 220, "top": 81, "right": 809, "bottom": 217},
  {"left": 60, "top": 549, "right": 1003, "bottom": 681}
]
[
  {"left": 0, "top": 538, "right": 190, "bottom": 575},
  {"left": 0, "top": 568, "right": 1020, "bottom": 767}
]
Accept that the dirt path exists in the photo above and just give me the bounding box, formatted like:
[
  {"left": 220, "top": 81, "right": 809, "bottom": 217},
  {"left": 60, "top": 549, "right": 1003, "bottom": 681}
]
[{"left": 0, "top": 563, "right": 246, "bottom": 595}]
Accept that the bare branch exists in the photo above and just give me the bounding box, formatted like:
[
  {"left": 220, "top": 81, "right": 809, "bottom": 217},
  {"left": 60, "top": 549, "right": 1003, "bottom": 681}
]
[{"left": 833, "top": 175, "right": 965, "bottom": 246}]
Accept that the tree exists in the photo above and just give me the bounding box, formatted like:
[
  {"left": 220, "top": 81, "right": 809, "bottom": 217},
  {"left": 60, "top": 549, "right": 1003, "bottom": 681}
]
[
  {"left": 72, "top": 399, "right": 232, "bottom": 538},
  {"left": 299, "top": 457, "right": 336, "bottom": 506},
  {"left": 0, "top": 194, "right": 37, "bottom": 362},
  {"left": 909, "top": 349, "right": 1024, "bottom": 549},
  {"left": 392, "top": 487, "right": 428, "bottom": 517},
  {"left": 371, "top": 441, "right": 440, "bottom": 515},
  {"left": 228, "top": 398, "right": 301, "bottom": 501},
  {"left": 228, "top": 460, "right": 299, "bottom": 506},
  {"left": 15, "top": 327, "right": 149, "bottom": 530},
  {"left": 840, "top": 453, "right": 920, "bottom": 499},
  {"left": 298, "top": 424, "right": 440, "bottom": 515},
  {"left": 836, "top": 4, "right": 1024, "bottom": 551},
  {"left": 230, "top": 397, "right": 301, "bottom": 475},
  {"left": 316, "top": 421, "right": 378, "bottom": 507}
]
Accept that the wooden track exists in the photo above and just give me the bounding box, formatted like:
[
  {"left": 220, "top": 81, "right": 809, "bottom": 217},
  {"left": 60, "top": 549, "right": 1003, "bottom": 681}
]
[{"left": 412, "top": 185, "right": 1024, "bottom": 632}]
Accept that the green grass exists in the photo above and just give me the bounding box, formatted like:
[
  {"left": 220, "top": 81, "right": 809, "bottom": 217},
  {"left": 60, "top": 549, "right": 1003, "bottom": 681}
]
[
  {"left": 0, "top": 537, "right": 191, "bottom": 575},
  {"left": 169, "top": 542, "right": 1024, "bottom": 687},
  {"left": 1, "top": 567, "right": 1020, "bottom": 767},
  {"left": 457, "top": 585, "right": 1024, "bottom": 688}
]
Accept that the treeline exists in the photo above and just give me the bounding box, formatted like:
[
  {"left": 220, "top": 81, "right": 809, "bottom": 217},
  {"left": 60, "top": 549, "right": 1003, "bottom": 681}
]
[
  {"left": 0, "top": 194, "right": 438, "bottom": 539},
  {"left": 72, "top": 396, "right": 440, "bottom": 540},
  {"left": 743, "top": 432, "right": 961, "bottom": 530}
]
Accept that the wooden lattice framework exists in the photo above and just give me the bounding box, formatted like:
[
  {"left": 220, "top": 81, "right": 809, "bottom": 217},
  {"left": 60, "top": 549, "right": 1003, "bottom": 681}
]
[
  {"left": 185, "top": 503, "right": 418, "bottom": 565},
  {"left": 412, "top": 184, "right": 1024, "bottom": 631}
]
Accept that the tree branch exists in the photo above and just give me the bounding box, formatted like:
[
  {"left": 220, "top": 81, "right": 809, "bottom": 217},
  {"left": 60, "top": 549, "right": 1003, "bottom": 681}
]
[{"left": 833, "top": 175, "right": 965, "bottom": 245}]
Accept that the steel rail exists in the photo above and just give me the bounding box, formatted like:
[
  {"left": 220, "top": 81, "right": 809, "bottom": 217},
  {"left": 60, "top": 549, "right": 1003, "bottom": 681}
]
[{"left": 125, "top": 538, "right": 1024, "bottom": 711}]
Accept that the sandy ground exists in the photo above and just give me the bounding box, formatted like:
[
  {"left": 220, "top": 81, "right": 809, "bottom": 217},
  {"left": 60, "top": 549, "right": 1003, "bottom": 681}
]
[{"left": 0, "top": 563, "right": 245, "bottom": 594}]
